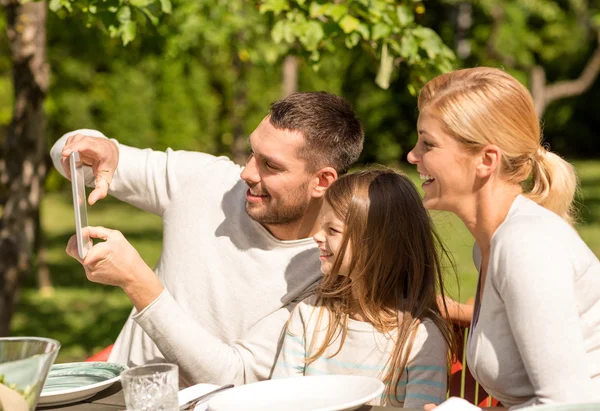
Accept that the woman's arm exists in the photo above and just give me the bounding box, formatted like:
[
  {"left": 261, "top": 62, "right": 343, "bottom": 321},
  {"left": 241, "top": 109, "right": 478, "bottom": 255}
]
[{"left": 437, "top": 295, "right": 473, "bottom": 327}]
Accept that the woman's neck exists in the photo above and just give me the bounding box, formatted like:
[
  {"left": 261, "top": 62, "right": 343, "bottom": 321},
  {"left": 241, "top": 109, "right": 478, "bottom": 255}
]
[{"left": 455, "top": 182, "right": 522, "bottom": 252}]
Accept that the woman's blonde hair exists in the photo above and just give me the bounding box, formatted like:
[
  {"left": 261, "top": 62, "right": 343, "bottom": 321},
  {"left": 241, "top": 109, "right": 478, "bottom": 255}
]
[
  {"left": 306, "top": 168, "right": 455, "bottom": 405},
  {"left": 418, "top": 67, "right": 578, "bottom": 224}
]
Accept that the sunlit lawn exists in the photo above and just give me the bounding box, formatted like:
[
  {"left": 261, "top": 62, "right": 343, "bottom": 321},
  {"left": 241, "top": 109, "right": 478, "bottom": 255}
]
[{"left": 12, "top": 160, "right": 600, "bottom": 362}]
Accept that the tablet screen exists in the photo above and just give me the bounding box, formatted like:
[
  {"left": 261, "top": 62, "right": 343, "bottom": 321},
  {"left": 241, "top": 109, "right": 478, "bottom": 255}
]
[{"left": 69, "top": 152, "right": 91, "bottom": 259}]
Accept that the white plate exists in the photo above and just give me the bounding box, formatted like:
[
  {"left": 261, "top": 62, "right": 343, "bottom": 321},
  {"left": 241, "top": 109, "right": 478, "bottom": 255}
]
[
  {"left": 207, "top": 375, "right": 385, "bottom": 411},
  {"left": 37, "top": 362, "right": 127, "bottom": 407},
  {"left": 178, "top": 383, "right": 220, "bottom": 411}
]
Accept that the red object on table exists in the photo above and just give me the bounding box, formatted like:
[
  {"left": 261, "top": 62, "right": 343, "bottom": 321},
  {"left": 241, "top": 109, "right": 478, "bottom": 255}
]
[
  {"left": 85, "top": 344, "right": 114, "bottom": 362},
  {"left": 448, "top": 326, "right": 499, "bottom": 408}
]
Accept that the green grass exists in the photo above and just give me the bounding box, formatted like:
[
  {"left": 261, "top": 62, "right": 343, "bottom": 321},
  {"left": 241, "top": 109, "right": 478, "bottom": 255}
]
[
  {"left": 14, "top": 195, "right": 162, "bottom": 362},
  {"left": 12, "top": 160, "right": 600, "bottom": 362}
]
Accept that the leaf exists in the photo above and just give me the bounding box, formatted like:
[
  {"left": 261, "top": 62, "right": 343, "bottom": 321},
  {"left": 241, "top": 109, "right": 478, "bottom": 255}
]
[
  {"left": 259, "top": 0, "right": 290, "bottom": 15},
  {"left": 372, "top": 22, "right": 391, "bottom": 41},
  {"left": 396, "top": 4, "right": 414, "bottom": 26},
  {"left": 129, "top": 0, "right": 153, "bottom": 7},
  {"left": 308, "top": 2, "right": 325, "bottom": 18},
  {"left": 141, "top": 7, "right": 159, "bottom": 26},
  {"left": 299, "top": 21, "right": 325, "bottom": 50},
  {"left": 397, "top": 34, "right": 418, "bottom": 58},
  {"left": 49, "top": 0, "right": 62, "bottom": 12},
  {"left": 121, "top": 21, "right": 137, "bottom": 45},
  {"left": 271, "top": 20, "right": 296, "bottom": 44},
  {"left": 271, "top": 20, "right": 287, "bottom": 43},
  {"left": 329, "top": 4, "right": 348, "bottom": 22},
  {"left": 339, "top": 15, "right": 360, "bottom": 34},
  {"left": 159, "top": 0, "right": 172, "bottom": 15},
  {"left": 310, "top": 3, "right": 348, "bottom": 22},
  {"left": 117, "top": 6, "right": 131, "bottom": 24},
  {"left": 356, "top": 22, "right": 370, "bottom": 40},
  {"left": 375, "top": 43, "right": 394, "bottom": 89},
  {"left": 344, "top": 32, "right": 360, "bottom": 48}
]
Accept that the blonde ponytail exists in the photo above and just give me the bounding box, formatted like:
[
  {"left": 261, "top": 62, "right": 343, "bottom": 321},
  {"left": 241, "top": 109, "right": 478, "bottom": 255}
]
[{"left": 526, "top": 150, "right": 578, "bottom": 225}]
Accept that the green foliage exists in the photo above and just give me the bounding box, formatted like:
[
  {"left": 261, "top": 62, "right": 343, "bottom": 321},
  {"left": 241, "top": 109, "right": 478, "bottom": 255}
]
[
  {"left": 458, "top": 0, "right": 595, "bottom": 71},
  {"left": 37, "top": 0, "right": 172, "bottom": 45},
  {"left": 260, "top": 0, "right": 456, "bottom": 91},
  {"left": 12, "top": 288, "right": 132, "bottom": 362},
  {"left": 451, "top": 0, "right": 600, "bottom": 155}
]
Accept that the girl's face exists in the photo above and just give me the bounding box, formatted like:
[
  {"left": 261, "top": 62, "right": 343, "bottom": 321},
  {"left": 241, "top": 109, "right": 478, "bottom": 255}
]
[
  {"left": 407, "top": 111, "right": 479, "bottom": 213},
  {"left": 313, "top": 201, "right": 352, "bottom": 276}
]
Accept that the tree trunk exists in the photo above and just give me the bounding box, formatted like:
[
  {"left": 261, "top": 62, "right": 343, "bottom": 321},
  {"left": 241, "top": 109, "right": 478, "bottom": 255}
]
[
  {"left": 455, "top": 2, "right": 472, "bottom": 59},
  {"left": 0, "top": 0, "right": 49, "bottom": 336},
  {"left": 530, "top": 65, "right": 546, "bottom": 117},
  {"left": 282, "top": 55, "right": 298, "bottom": 97},
  {"left": 36, "top": 206, "right": 53, "bottom": 294}
]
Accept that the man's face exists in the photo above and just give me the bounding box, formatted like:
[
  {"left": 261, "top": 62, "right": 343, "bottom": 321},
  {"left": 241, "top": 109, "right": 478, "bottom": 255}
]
[{"left": 240, "top": 117, "right": 315, "bottom": 226}]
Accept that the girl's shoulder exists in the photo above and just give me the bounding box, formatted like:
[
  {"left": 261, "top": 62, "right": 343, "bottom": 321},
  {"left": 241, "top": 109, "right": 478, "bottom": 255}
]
[
  {"left": 292, "top": 295, "right": 325, "bottom": 323},
  {"left": 297, "top": 294, "right": 321, "bottom": 311},
  {"left": 406, "top": 317, "right": 448, "bottom": 363},
  {"left": 406, "top": 317, "right": 447, "bottom": 351},
  {"left": 415, "top": 318, "right": 445, "bottom": 341}
]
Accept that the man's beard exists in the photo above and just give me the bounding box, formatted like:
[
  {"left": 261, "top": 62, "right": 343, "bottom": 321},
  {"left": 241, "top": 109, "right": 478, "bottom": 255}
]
[{"left": 245, "top": 183, "right": 310, "bottom": 225}]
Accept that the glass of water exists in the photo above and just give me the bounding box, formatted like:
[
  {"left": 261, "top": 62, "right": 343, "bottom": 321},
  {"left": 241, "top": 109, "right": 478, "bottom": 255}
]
[{"left": 121, "top": 363, "right": 179, "bottom": 411}]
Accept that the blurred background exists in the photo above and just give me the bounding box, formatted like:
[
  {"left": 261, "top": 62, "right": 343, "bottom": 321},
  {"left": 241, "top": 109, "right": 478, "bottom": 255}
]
[{"left": 1, "top": 0, "right": 600, "bottom": 362}]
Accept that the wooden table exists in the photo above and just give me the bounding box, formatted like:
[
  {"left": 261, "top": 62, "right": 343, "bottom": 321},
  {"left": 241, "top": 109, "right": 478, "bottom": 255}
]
[{"left": 36, "top": 382, "right": 417, "bottom": 410}]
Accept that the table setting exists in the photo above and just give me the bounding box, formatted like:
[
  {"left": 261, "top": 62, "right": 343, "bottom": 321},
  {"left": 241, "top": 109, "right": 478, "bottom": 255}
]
[
  {"left": 6, "top": 336, "right": 598, "bottom": 411},
  {"left": 0, "top": 337, "right": 415, "bottom": 411}
]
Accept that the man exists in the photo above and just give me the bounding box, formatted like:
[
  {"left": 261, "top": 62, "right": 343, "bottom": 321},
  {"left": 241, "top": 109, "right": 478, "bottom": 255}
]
[{"left": 50, "top": 92, "right": 364, "bottom": 386}]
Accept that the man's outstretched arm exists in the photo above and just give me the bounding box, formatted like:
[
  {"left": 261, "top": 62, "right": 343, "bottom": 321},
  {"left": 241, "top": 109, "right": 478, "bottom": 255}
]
[
  {"left": 66, "top": 226, "right": 292, "bottom": 386},
  {"left": 50, "top": 129, "right": 222, "bottom": 216}
]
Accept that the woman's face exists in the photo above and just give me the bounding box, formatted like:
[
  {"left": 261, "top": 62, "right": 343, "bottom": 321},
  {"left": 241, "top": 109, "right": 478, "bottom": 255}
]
[
  {"left": 407, "top": 111, "right": 479, "bottom": 213},
  {"left": 313, "top": 201, "right": 352, "bottom": 276}
]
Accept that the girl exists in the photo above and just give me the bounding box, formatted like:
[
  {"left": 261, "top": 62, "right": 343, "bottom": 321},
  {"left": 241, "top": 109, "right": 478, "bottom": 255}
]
[
  {"left": 272, "top": 169, "right": 455, "bottom": 408},
  {"left": 408, "top": 67, "right": 600, "bottom": 409}
]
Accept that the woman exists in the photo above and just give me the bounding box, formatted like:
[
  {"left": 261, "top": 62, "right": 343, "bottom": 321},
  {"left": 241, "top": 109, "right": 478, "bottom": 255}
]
[{"left": 407, "top": 67, "right": 600, "bottom": 409}]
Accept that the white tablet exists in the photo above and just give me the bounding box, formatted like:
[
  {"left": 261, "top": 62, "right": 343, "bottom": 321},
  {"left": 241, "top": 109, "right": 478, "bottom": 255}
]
[{"left": 69, "top": 152, "right": 92, "bottom": 259}]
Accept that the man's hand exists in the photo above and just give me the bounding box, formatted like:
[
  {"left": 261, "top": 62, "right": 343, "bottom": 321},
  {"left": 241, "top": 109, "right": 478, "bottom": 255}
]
[
  {"left": 66, "top": 226, "right": 164, "bottom": 311},
  {"left": 60, "top": 134, "right": 119, "bottom": 205}
]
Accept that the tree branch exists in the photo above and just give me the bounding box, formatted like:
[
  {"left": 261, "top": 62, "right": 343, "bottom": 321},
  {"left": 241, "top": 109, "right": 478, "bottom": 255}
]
[
  {"left": 543, "top": 32, "right": 600, "bottom": 105},
  {"left": 530, "top": 65, "right": 547, "bottom": 117}
]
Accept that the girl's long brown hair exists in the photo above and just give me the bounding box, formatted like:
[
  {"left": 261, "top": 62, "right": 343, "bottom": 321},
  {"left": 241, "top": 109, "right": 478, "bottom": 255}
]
[{"left": 307, "top": 168, "right": 455, "bottom": 405}]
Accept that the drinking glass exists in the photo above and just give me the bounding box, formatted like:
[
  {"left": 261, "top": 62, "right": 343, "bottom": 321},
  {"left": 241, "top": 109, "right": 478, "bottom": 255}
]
[{"left": 121, "top": 363, "right": 178, "bottom": 411}]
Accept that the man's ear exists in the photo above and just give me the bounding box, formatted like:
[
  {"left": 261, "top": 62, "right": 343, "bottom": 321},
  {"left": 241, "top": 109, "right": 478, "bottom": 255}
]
[
  {"left": 476, "top": 145, "right": 501, "bottom": 179},
  {"left": 312, "top": 167, "right": 338, "bottom": 199}
]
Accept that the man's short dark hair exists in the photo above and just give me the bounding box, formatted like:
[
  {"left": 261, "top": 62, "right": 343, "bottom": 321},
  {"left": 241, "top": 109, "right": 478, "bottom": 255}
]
[{"left": 268, "top": 92, "right": 364, "bottom": 175}]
